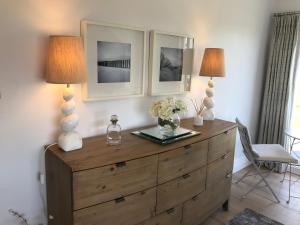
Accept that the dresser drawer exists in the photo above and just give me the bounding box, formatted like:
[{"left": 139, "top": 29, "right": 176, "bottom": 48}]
[
  {"left": 208, "top": 128, "right": 236, "bottom": 164},
  {"left": 207, "top": 151, "right": 233, "bottom": 188},
  {"left": 182, "top": 179, "right": 231, "bottom": 225},
  {"left": 137, "top": 205, "right": 182, "bottom": 225},
  {"left": 74, "top": 188, "right": 156, "bottom": 225},
  {"left": 73, "top": 155, "right": 158, "bottom": 210},
  {"left": 158, "top": 141, "right": 208, "bottom": 184},
  {"left": 156, "top": 167, "right": 206, "bottom": 214}
]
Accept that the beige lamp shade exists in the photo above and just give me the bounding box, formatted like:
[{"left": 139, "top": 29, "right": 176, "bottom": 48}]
[
  {"left": 199, "top": 48, "right": 225, "bottom": 77},
  {"left": 46, "top": 36, "right": 87, "bottom": 84}
]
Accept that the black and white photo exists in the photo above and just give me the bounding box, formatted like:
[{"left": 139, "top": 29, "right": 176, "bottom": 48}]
[
  {"left": 159, "top": 47, "right": 183, "bottom": 82},
  {"left": 97, "top": 41, "right": 131, "bottom": 83}
]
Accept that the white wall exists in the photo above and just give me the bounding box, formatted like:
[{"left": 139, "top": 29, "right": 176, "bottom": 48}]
[
  {"left": 0, "top": 0, "right": 273, "bottom": 224},
  {"left": 273, "top": 0, "right": 300, "bottom": 12}
]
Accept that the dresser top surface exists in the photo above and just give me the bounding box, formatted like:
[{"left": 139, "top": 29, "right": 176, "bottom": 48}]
[{"left": 47, "top": 118, "right": 236, "bottom": 172}]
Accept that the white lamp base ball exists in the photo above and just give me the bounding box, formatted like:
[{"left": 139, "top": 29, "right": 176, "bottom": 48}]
[
  {"left": 58, "top": 85, "right": 83, "bottom": 152},
  {"left": 202, "top": 108, "right": 215, "bottom": 120},
  {"left": 203, "top": 79, "right": 215, "bottom": 121},
  {"left": 58, "top": 131, "right": 83, "bottom": 152}
]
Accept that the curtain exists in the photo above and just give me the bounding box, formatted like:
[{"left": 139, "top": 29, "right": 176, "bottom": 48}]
[{"left": 258, "top": 13, "right": 300, "bottom": 172}]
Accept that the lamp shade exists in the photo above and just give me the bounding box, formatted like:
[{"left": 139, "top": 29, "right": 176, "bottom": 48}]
[
  {"left": 199, "top": 48, "right": 225, "bottom": 77},
  {"left": 46, "top": 36, "right": 87, "bottom": 84}
]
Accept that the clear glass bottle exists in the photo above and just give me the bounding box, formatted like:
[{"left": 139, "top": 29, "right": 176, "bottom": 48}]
[{"left": 107, "top": 115, "right": 122, "bottom": 145}]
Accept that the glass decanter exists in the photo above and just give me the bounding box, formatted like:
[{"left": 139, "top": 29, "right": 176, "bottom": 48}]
[{"left": 107, "top": 115, "right": 122, "bottom": 145}]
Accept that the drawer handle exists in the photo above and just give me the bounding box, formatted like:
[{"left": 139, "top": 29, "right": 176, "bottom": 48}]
[
  {"left": 226, "top": 173, "right": 232, "bottom": 179},
  {"left": 182, "top": 173, "right": 191, "bottom": 179},
  {"left": 115, "top": 197, "right": 125, "bottom": 203},
  {"left": 224, "top": 130, "right": 229, "bottom": 134},
  {"left": 167, "top": 208, "right": 175, "bottom": 214},
  {"left": 192, "top": 195, "right": 198, "bottom": 201},
  {"left": 48, "top": 214, "right": 54, "bottom": 220},
  {"left": 184, "top": 144, "right": 192, "bottom": 150},
  {"left": 222, "top": 154, "right": 229, "bottom": 160},
  {"left": 116, "top": 161, "right": 126, "bottom": 167}
]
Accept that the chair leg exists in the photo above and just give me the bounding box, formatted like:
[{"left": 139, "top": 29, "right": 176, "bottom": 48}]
[
  {"left": 242, "top": 175, "right": 265, "bottom": 199},
  {"left": 281, "top": 163, "right": 288, "bottom": 183},
  {"left": 287, "top": 164, "right": 292, "bottom": 204},
  {"left": 235, "top": 167, "right": 252, "bottom": 184},
  {"left": 253, "top": 163, "right": 280, "bottom": 203}
]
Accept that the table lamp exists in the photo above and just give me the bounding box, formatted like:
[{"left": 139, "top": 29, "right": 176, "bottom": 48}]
[
  {"left": 46, "top": 36, "right": 87, "bottom": 151},
  {"left": 199, "top": 48, "right": 225, "bottom": 120}
]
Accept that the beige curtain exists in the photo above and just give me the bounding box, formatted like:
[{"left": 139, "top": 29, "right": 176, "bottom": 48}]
[{"left": 258, "top": 14, "right": 300, "bottom": 145}]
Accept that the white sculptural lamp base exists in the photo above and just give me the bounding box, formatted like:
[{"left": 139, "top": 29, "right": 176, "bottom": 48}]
[
  {"left": 58, "top": 85, "right": 83, "bottom": 151},
  {"left": 203, "top": 79, "right": 215, "bottom": 120}
]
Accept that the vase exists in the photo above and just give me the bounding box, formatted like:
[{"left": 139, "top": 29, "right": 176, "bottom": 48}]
[
  {"left": 193, "top": 114, "right": 204, "bottom": 126},
  {"left": 158, "top": 113, "right": 180, "bottom": 136}
]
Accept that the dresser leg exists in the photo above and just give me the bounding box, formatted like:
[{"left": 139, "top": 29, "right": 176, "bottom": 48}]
[{"left": 222, "top": 200, "right": 229, "bottom": 211}]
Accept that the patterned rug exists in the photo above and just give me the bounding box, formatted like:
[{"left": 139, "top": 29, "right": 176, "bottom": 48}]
[{"left": 226, "top": 208, "right": 283, "bottom": 225}]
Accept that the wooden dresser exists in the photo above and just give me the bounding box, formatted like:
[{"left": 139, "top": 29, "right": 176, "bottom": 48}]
[{"left": 46, "top": 118, "right": 237, "bottom": 225}]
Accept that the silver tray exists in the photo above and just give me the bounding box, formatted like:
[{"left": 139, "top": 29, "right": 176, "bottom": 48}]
[{"left": 131, "top": 126, "right": 201, "bottom": 145}]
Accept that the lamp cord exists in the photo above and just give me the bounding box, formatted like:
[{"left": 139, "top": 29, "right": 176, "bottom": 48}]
[
  {"left": 8, "top": 209, "right": 29, "bottom": 225},
  {"left": 39, "top": 143, "right": 57, "bottom": 224}
]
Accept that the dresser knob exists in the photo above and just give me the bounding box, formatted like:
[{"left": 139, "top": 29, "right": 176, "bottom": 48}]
[
  {"left": 49, "top": 214, "right": 54, "bottom": 220},
  {"left": 115, "top": 197, "right": 125, "bottom": 203},
  {"left": 167, "top": 208, "right": 175, "bottom": 214},
  {"left": 222, "top": 154, "right": 229, "bottom": 160},
  {"left": 182, "top": 173, "right": 191, "bottom": 179},
  {"left": 116, "top": 161, "right": 126, "bottom": 167},
  {"left": 226, "top": 173, "right": 232, "bottom": 178},
  {"left": 184, "top": 144, "right": 192, "bottom": 150},
  {"left": 224, "top": 130, "right": 229, "bottom": 134}
]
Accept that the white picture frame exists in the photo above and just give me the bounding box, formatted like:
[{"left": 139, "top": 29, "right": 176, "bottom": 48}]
[
  {"left": 149, "top": 30, "right": 194, "bottom": 96},
  {"left": 81, "top": 20, "right": 146, "bottom": 101}
]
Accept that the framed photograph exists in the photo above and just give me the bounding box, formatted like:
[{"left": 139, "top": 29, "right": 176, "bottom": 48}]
[
  {"left": 81, "top": 20, "right": 146, "bottom": 101},
  {"left": 149, "top": 30, "right": 194, "bottom": 96}
]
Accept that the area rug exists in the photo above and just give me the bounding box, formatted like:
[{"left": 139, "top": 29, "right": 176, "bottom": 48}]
[{"left": 226, "top": 208, "right": 283, "bottom": 225}]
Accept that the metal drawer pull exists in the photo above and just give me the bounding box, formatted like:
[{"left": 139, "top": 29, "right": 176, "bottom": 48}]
[
  {"left": 167, "top": 208, "right": 175, "bottom": 214},
  {"left": 116, "top": 161, "right": 126, "bottom": 167},
  {"left": 184, "top": 144, "right": 192, "bottom": 150},
  {"left": 222, "top": 154, "right": 229, "bottom": 160},
  {"left": 226, "top": 173, "right": 232, "bottom": 178},
  {"left": 192, "top": 195, "right": 198, "bottom": 201},
  {"left": 224, "top": 130, "right": 229, "bottom": 134},
  {"left": 182, "top": 174, "right": 191, "bottom": 179},
  {"left": 115, "top": 197, "right": 125, "bottom": 203},
  {"left": 48, "top": 214, "right": 54, "bottom": 220}
]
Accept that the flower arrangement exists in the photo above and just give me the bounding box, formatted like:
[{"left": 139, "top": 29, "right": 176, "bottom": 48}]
[
  {"left": 150, "top": 97, "right": 187, "bottom": 135},
  {"left": 150, "top": 97, "right": 187, "bottom": 121}
]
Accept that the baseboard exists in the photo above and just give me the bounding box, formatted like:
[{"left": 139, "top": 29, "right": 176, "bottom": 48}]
[{"left": 233, "top": 156, "right": 251, "bottom": 173}]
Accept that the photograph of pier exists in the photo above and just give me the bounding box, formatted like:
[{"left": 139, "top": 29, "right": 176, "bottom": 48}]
[{"left": 97, "top": 41, "right": 131, "bottom": 83}]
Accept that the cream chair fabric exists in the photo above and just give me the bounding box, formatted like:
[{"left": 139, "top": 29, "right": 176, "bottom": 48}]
[{"left": 253, "top": 144, "right": 298, "bottom": 164}]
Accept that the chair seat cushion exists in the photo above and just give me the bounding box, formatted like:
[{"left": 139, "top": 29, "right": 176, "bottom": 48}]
[{"left": 252, "top": 144, "right": 298, "bottom": 163}]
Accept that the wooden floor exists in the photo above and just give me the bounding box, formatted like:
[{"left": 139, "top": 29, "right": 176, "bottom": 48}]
[{"left": 203, "top": 166, "right": 300, "bottom": 225}]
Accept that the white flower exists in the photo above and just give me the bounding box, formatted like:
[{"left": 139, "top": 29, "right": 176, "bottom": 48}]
[{"left": 150, "top": 97, "right": 187, "bottom": 120}]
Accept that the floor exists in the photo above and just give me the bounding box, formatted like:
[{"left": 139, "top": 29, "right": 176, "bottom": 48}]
[{"left": 203, "top": 166, "right": 300, "bottom": 225}]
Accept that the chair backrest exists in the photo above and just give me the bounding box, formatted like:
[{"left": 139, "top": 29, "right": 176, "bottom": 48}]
[{"left": 236, "top": 118, "right": 259, "bottom": 162}]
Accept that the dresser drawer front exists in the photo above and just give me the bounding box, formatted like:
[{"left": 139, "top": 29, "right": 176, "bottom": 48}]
[
  {"left": 74, "top": 188, "right": 156, "bottom": 225},
  {"left": 207, "top": 151, "right": 234, "bottom": 188},
  {"left": 182, "top": 179, "right": 231, "bottom": 225},
  {"left": 208, "top": 128, "right": 236, "bottom": 163},
  {"left": 138, "top": 205, "right": 182, "bottom": 225},
  {"left": 156, "top": 167, "right": 206, "bottom": 214},
  {"left": 73, "top": 155, "right": 158, "bottom": 210},
  {"left": 158, "top": 141, "right": 208, "bottom": 184}
]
